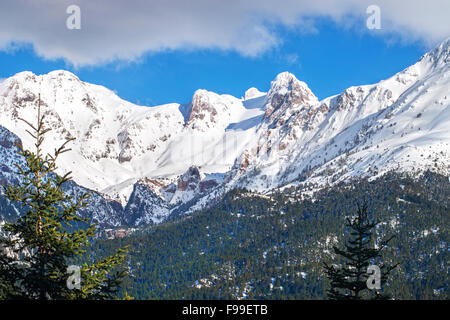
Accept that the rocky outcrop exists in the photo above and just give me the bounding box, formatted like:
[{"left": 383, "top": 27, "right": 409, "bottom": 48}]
[{"left": 263, "top": 72, "right": 319, "bottom": 126}]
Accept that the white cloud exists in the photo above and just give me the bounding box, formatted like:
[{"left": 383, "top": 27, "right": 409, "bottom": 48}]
[
  {"left": 0, "top": 0, "right": 448, "bottom": 66},
  {"left": 284, "top": 53, "right": 300, "bottom": 66}
]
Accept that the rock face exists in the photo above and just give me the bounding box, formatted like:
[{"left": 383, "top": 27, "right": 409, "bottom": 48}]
[
  {"left": 177, "top": 166, "right": 202, "bottom": 191},
  {"left": 264, "top": 72, "right": 319, "bottom": 125},
  {"left": 0, "top": 39, "right": 449, "bottom": 228},
  {"left": 123, "top": 183, "right": 170, "bottom": 226},
  {"left": 187, "top": 90, "right": 220, "bottom": 129},
  {"left": 186, "top": 89, "right": 245, "bottom": 131}
]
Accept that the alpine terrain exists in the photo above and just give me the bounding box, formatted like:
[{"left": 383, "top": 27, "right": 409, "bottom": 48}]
[{"left": 0, "top": 38, "right": 449, "bottom": 229}]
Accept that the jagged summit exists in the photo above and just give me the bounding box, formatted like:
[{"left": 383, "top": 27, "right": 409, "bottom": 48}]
[
  {"left": 186, "top": 89, "right": 222, "bottom": 129},
  {"left": 271, "top": 71, "right": 297, "bottom": 84},
  {"left": 263, "top": 71, "right": 318, "bottom": 123},
  {"left": 403, "top": 37, "right": 450, "bottom": 79},
  {"left": 185, "top": 89, "right": 246, "bottom": 131},
  {"left": 419, "top": 37, "right": 450, "bottom": 66},
  {"left": 244, "top": 87, "right": 265, "bottom": 100},
  {"left": 7, "top": 70, "right": 81, "bottom": 85}
]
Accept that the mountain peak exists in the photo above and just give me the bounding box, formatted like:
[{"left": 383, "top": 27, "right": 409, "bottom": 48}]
[
  {"left": 272, "top": 71, "right": 298, "bottom": 84},
  {"left": 244, "top": 87, "right": 265, "bottom": 100},
  {"left": 268, "top": 72, "right": 315, "bottom": 99},
  {"left": 186, "top": 89, "right": 244, "bottom": 131},
  {"left": 11, "top": 70, "right": 80, "bottom": 83},
  {"left": 12, "top": 70, "right": 35, "bottom": 78},
  {"left": 418, "top": 37, "right": 450, "bottom": 70},
  {"left": 434, "top": 37, "right": 450, "bottom": 52},
  {"left": 186, "top": 89, "right": 220, "bottom": 129},
  {"left": 264, "top": 72, "right": 318, "bottom": 121},
  {"left": 46, "top": 70, "right": 80, "bottom": 81}
]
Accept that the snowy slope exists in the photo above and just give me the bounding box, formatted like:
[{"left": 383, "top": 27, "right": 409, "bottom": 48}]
[
  {"left": 0, "top": 38, "right": 449, "bottom": 227},
  {"left": 0, "top": 71, "right": 265, "bottom": 207}
]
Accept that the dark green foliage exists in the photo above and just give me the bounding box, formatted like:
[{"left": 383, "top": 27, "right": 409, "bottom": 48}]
[
  {"left": 323, "top": 203, "right": 397, "bottom": 299},
  {"left": 88, "top": 171, "right": 449, "bottom": 300},
  {"left": 0, "top": 96, "right": 128, "bottom": 300}
]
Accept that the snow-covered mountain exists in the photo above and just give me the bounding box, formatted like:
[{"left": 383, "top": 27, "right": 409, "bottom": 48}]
[
  {"left": 229, "top": 39, "right": 450, "bottom": 193},
  {"left": 0, "top": 38, "right": 449, "bottom": 227}
]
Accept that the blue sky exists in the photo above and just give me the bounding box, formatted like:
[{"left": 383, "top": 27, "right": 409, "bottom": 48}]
[{"left": 0, "top": 1, "right": 445, "bottom": 106}]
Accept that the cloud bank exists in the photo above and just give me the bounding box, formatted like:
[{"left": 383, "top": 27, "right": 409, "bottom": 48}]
[{"left": 1, "top": 0, "right": 449, "bottom": 66}]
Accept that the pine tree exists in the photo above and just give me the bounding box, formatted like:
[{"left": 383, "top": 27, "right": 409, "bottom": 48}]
[
  {"left": 0, "top": 95, "right": 128, "bottom": 300},
  {"left": 323, "top": 203, "right": 397, "bottom": 300}
]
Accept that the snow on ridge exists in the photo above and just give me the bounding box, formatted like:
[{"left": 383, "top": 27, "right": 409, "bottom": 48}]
[
  {"left": 226, "top": 38, "right": 449, "bottom": 194},
  {"left": 244, "top": 87, "right": 265, "bottom": 100},
  {"left": 0, "top": 70, "right": 267, "bottom": 206}
]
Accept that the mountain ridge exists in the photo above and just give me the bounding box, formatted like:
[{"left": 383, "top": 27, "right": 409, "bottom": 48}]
[{"left": 0, "top": 39, "right": 449, "bottom": 227}]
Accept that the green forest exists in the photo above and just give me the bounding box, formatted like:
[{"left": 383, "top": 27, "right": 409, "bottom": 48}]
[{"left": 87, "top": 171, "right": 449, "bottom": 300}]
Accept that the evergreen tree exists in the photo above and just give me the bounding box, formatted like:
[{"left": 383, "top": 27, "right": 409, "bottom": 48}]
[
  {"left": 0, "top": 95, "right": 128, "bottom": 300},
  {"left": 323, "top": 203, "right": 397, "bottom": 300}
]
